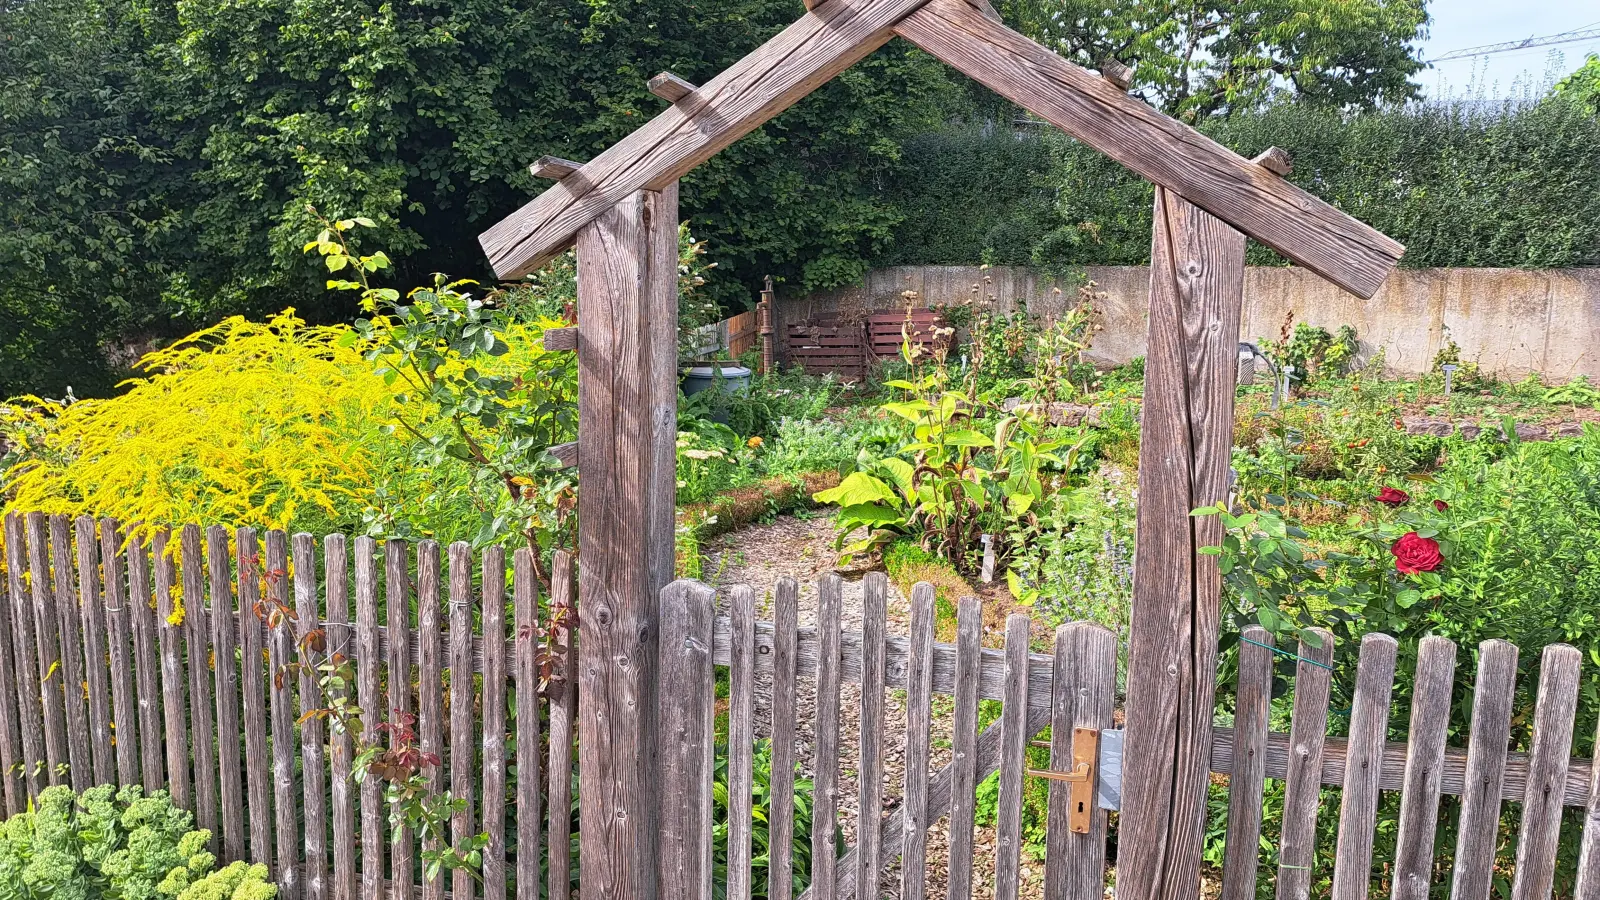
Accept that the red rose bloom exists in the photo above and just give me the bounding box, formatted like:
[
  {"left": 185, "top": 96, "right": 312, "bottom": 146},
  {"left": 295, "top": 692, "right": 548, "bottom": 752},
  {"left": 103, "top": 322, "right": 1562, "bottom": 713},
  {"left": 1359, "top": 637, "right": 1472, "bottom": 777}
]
[
  {"left": 1375, "top": 486, "right": 1411, "bottom": 506},
  {"left": 1392, "top": 532, "right": 1442, "bottom": 574},
  {"left": 1433, "top": 499, "right": 1449, "bottom": 512}
]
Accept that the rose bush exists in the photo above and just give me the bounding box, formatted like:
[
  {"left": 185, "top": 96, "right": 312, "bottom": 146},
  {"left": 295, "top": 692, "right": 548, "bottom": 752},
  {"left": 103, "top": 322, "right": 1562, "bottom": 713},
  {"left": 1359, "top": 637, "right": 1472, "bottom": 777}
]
[{"left": 1391, "top": 531, "right": 1441, "bottom": 574}]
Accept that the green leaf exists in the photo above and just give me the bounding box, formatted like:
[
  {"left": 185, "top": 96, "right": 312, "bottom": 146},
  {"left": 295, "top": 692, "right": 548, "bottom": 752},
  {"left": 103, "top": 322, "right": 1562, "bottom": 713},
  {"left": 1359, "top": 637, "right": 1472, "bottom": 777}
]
[
  {"left": 813, "top": 472, "right": 897, "bottom": 507},
  {"left": 882, "top": 400, "right": 932, "bottom": 422},
  {"left": 326, "top": 254, "right": 348, "bottom": 272}
]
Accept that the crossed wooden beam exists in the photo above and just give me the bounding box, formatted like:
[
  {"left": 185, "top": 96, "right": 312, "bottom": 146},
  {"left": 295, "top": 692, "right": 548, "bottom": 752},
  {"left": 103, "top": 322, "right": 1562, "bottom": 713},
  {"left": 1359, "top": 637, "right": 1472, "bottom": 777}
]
[{"left": 480, "top": 0, "right": 1402, "bottom": 299}]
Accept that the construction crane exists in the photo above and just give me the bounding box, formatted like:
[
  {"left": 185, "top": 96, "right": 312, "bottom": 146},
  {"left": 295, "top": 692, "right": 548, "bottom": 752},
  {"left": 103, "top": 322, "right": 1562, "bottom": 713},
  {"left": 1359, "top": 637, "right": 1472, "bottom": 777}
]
[{"left": 1432, "top": 23, "right": 1600, "bottom": 62}]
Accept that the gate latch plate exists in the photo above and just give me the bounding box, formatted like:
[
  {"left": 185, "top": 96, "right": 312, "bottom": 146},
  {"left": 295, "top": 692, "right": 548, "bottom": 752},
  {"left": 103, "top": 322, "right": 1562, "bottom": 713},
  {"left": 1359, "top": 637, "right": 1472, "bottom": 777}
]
[{"left": 1026, "top": 726, "right": 1100, "bottom": 833}]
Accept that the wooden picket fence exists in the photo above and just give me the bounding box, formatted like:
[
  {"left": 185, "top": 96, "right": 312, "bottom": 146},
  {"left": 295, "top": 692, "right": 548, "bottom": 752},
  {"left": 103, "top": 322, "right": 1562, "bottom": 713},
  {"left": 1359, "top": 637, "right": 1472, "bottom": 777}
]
[
  {"left": 665, "top": 576, "right": 1600, "bottom": 900},
  {"left": 0, "top": 512, "right": 576, "bottom": 900},
  {"left": 7, "top": 510, "right": 1600, "bottom": 900}
]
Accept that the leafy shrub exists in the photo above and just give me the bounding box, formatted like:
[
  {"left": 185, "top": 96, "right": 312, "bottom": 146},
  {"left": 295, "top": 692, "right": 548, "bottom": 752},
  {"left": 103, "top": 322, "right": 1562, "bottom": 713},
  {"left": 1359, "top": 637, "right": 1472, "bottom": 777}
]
[
  {"left": 677, "top": 422, "right": 762, "bottom": 505},
  {"left": 0, "top": 785, "right": 272, "bottom": 900},
  {"left": 0, "top": 311, "right": 390, "bottom": 539},
  {"left": 881, "top": 539, "right": 972, "bottom": 639},
  {"left": 762, "top": 418, "right": 861, "bottom": 479},
  {"left": 1003, "top": 475, "right": 1135, "bottom": 638}
]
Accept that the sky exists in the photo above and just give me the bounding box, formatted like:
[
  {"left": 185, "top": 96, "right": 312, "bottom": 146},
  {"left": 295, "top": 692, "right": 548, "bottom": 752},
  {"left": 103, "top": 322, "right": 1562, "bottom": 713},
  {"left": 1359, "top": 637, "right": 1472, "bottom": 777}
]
[{"left": 1416, "top": 0, "right": 1600, "bottom": 99}]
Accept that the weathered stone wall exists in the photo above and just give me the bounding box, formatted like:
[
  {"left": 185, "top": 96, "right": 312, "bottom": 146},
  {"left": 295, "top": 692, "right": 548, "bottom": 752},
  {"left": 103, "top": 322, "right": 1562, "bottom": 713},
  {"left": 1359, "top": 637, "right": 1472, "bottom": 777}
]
[{"left": 782, "top": 266, "right": 1600, "bottom": 379}]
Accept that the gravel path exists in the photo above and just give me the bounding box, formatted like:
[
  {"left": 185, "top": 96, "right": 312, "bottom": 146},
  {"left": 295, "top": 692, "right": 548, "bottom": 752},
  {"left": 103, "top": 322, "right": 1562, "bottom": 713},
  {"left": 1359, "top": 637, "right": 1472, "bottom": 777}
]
[{"left": 700, "top": 513, "right": 1055, "bottom": 900}]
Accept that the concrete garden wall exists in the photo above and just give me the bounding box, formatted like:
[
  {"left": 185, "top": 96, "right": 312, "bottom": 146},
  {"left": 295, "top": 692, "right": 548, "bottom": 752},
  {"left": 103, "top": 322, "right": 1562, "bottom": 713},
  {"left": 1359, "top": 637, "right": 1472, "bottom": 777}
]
[{"left": 782, "top": 266, "right": 1600, "bottom": 380}]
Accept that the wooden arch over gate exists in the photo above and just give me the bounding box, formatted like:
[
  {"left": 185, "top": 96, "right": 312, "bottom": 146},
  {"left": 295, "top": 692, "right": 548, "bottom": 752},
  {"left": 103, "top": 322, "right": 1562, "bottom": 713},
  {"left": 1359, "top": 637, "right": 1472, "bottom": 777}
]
[{"left": 478, "top": 2, "right": 1404, "bottom": 898}]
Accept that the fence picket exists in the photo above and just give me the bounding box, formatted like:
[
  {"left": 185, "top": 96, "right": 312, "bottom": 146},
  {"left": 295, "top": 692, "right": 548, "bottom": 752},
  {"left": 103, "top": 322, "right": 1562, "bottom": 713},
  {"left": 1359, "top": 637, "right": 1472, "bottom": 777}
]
[
  {"left": 812, "top": 573, "right": 843, "bottom": 900},
  {"left": 74, "top": 516, "right": 114, "bottom": 787},
  {"left": 481, "top": 546, "right": 508, "bottom": 900},
  {"left": 238, "top": 528, "right": 275, "bottom": 866},
  {"left": 770, "top": 576, "right": 800, "bottom": 900},
  {"left": 658, "top": 579, "right": 717, "bottom": 900},
  {"left": 390, "top": 539, "right": 419, "bottom": 900},
  {"left": 729, "top": 584, "right": 758, "bottom": 900},
  {"left": 547, "top": 552, "right": 577, "bottom": 900},
  {"left": 206, "top": 525, "right": 245, "bottom": 861},
  {"left": 993, "top": 614, "right": 1031, "bottom": 900},
  {"left": 28, "top": 514, "right": 68, "bottom": 786},
  {"left": 266, "top": 530, "right": 300, "bottom": 900},
  {"left": 129, "top": 532, "right": 165, "bottom": 798},
  {"left": 1451, "top": 640, "right": 1519, "bottom": 900},
  {"left": 324, "top": 534, "right": 357, "bottom": 900},
  {"left": 182, "top": 524, "right": 219, "bottom": 847},
  {"left": 512, "top": 549, "right": 542, "bottom": 900},
  {"left": 1221, "top": 627, "right": 1274, "bottom": 900},
  {"left": 1392, "top": 636, "right": 1458, "bottom": 900},
  {"left": 294, "top": 533, "right": 328, "bottom": 900},
  {"left": 855, "top": 574, "right": 887, "bottom": 900},
  {"left": 154, "top": 527, "right": 190, "bottom": 805},
  {"left": 1042, "top": 621, "right": 1116, "bottom": 900},
  {"left": 1510, "top": 644, "right": 1582, "bottom": 900},
  {"left": 48, "top": 516, "right": 91, "bottom": 792},
  {"left": 900, "top": 583, "right": 936, "bottom": 900},
  {"left": 1, "top": 515, "right": 38, "bottom": 807},
  {"left": 101, "top": 519, "right": 138, "bottom": 789},
  {"left": 449, "top": 543, "right": 479, "bottom": 900},
  {"left": 417, "top": 541, "right": 445, "bottom": 900},
  {"left": 946, "top": 597, "right": 983, "bottom": 900},
  {"left": 354, "top": 537, "right": 384, "bottom": 898},
  {"left": 1330, "top": 633, "right": 1399, "bottom": 900},
  {"left": 1275, "top": 629, "right": 1334, "bottom": 900}
]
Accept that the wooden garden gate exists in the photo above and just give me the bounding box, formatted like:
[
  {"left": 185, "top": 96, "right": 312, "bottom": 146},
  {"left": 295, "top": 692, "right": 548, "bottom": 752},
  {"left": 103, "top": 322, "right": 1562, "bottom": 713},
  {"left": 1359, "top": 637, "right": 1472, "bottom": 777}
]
[{"left": 479, "top": 0, "right": 1404, "bottom": 896}]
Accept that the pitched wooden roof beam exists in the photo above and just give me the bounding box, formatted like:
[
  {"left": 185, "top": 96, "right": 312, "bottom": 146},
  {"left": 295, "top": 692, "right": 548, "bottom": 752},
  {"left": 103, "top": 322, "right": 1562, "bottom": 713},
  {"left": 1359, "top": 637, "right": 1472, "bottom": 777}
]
[
  {"left": 891, "top": 0, "right": 1401, "bottom": 296},
  {"left": 479, "top": 0, "right": 932, "bottom": 279},
  {"left": 481, "top": 0, "right": 1403, "bottom": 297}
]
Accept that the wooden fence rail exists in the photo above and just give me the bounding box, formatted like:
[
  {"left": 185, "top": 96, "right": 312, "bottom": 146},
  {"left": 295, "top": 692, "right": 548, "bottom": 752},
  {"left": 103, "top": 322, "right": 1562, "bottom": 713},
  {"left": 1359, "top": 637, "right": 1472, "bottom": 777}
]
[{"left": 0, "top": 513, "right": 577, "bottom": 900}]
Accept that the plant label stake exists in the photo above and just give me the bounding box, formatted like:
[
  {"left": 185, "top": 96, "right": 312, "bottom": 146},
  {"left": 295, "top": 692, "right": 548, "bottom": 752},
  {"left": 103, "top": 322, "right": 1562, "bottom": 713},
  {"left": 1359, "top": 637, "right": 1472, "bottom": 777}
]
[
  {"left": 1442, "top": 363, "right": 1457, "bottom": 398},
  {"left": 980, "top": 534, "right": 995, "bottom": 583}
]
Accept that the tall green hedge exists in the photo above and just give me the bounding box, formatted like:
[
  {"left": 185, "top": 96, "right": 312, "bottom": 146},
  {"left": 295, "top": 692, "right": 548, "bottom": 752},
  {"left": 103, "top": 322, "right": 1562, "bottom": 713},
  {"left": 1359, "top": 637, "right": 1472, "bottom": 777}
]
[{"left": 881, "top": 97, "right": 1600, "bottom": 272}]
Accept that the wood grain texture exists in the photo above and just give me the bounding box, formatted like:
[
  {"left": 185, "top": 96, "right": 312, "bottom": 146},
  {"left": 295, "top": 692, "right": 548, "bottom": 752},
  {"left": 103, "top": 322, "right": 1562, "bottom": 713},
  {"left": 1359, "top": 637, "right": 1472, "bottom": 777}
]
[
  {"left": 293, "top": 533, "right": 328, "bottom": 900},
  {"left": 947, "top": 597, "right": 983, "bottom": 900},
  {"left": 657, "top": 580, "right": 716, "bottom": 900},
  {"left": 1042, "top": 622, "right": 1116, "bottom": 900},
  {"left": 548, "top": 552, "right": 577, "bottom": 900},
  {"left": 98, "top": 522, "right": 138, "bottom": 789},
  {"left": 479, "top": 0, "right": 928, "bottom": 278},
  {"left": 900, "top": 583, "right": 936, "bottom": 900},
  {"left": 353, "top": 537, "right": 385, "bottom": 898},
  {"left": 729, "top": 584, "right": 759, "bottom": 900},
  {"left": 418, "top": 541, "right": 445, "bottom": 900},
  {"left": 1274, "top": 629, "right": 1333, "bottom": 900},
  {"left": 45, "top": 516, "right": 87, "bottom": 789},
  {"left": 856, "top": 574, "right": 889, "bottom": 899},
  {"left": 237, "top": 528, "right": 274, "bottom": 867},
  {"left": 891, "top": 0, "right": 1401, "bottom": 298},
  {"left": 206, "top": 525, "right": 245, "bottom": 861},
  {"left": 1107, "top": 189, "right": 1246, "bottom": 900},
  {"left": 1392, "top": 636, "right": 1458, "bottom": 900},
  {"left": 266, "top": 530, "right": 300, "bottom": 900},
  {"left": 1580, "top": 689, "right": 1600, "bottom": 900},
  {"left": 324, "top": 535, "right": 357, "bottom": 900},
  {"left": 993, "top": 614, "right": 1031, "bottom": 900},
  {"left": 1511, "top": 644, "right": 1582, "bottom": 900},
  {"left": 391, "top": 539, "right": 420, "bottom": 900},
  {"left": 574, "top": 185, "right": 679, "bottom": 900},
  {"left": 73, "top": 517, "right": 114, "bottom": 787},
  {"left": 512, "top": 549, "right": 542, "bottom": 900},
  {"left": 449, "top": 542, "right": 478, "bottom": 900},
  {"left": 1330, "top": 633, "right": 1398, "bottom": 900},
  {"left": 648, "top": 72, "right": 698, "bottom": 103},
  {"left": 24, "top": 514, "right": 64, "bottom": 787},
  {"left": 541, "top": 326, "right": 578, "bottom": 352},
  {"left": 152, "top": 527, "right": 189, "bottom": 803},
  {"left": 181, "top": 524, "right": 218, "bottom": 841},
  {"left": 0, "top": 520, "right": 19, "bottom": 813},
  {"left": 3, "top": 515, "right": 44, "bottom": 802},
  {"left": 530, "top": 157, "right": 581, "bottom": 180},
  {"left": 1451, "top": 640, "right": 1519, "bottom": 900},
  {"left": 1220, "top": 628, "right": 1273, "bottom": 900},
  {"left": 812, "top": 574, "right": 843, "bottom": 900},
  {"left": 770, "top": 577, "right": 800, "bottom": 900},
  {"left": 481, "top": 547, "right": 508, "bottom": 900}
]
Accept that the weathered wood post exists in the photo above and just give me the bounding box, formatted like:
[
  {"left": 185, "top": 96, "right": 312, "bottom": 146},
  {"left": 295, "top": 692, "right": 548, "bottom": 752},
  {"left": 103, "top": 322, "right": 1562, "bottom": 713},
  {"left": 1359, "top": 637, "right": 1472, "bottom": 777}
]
[
  {"left": 1117, "top": 187, "right": 1247, "bottom": 900},
  {"left": 574, "top": 183, "right": 681, "bottom": 900}
]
